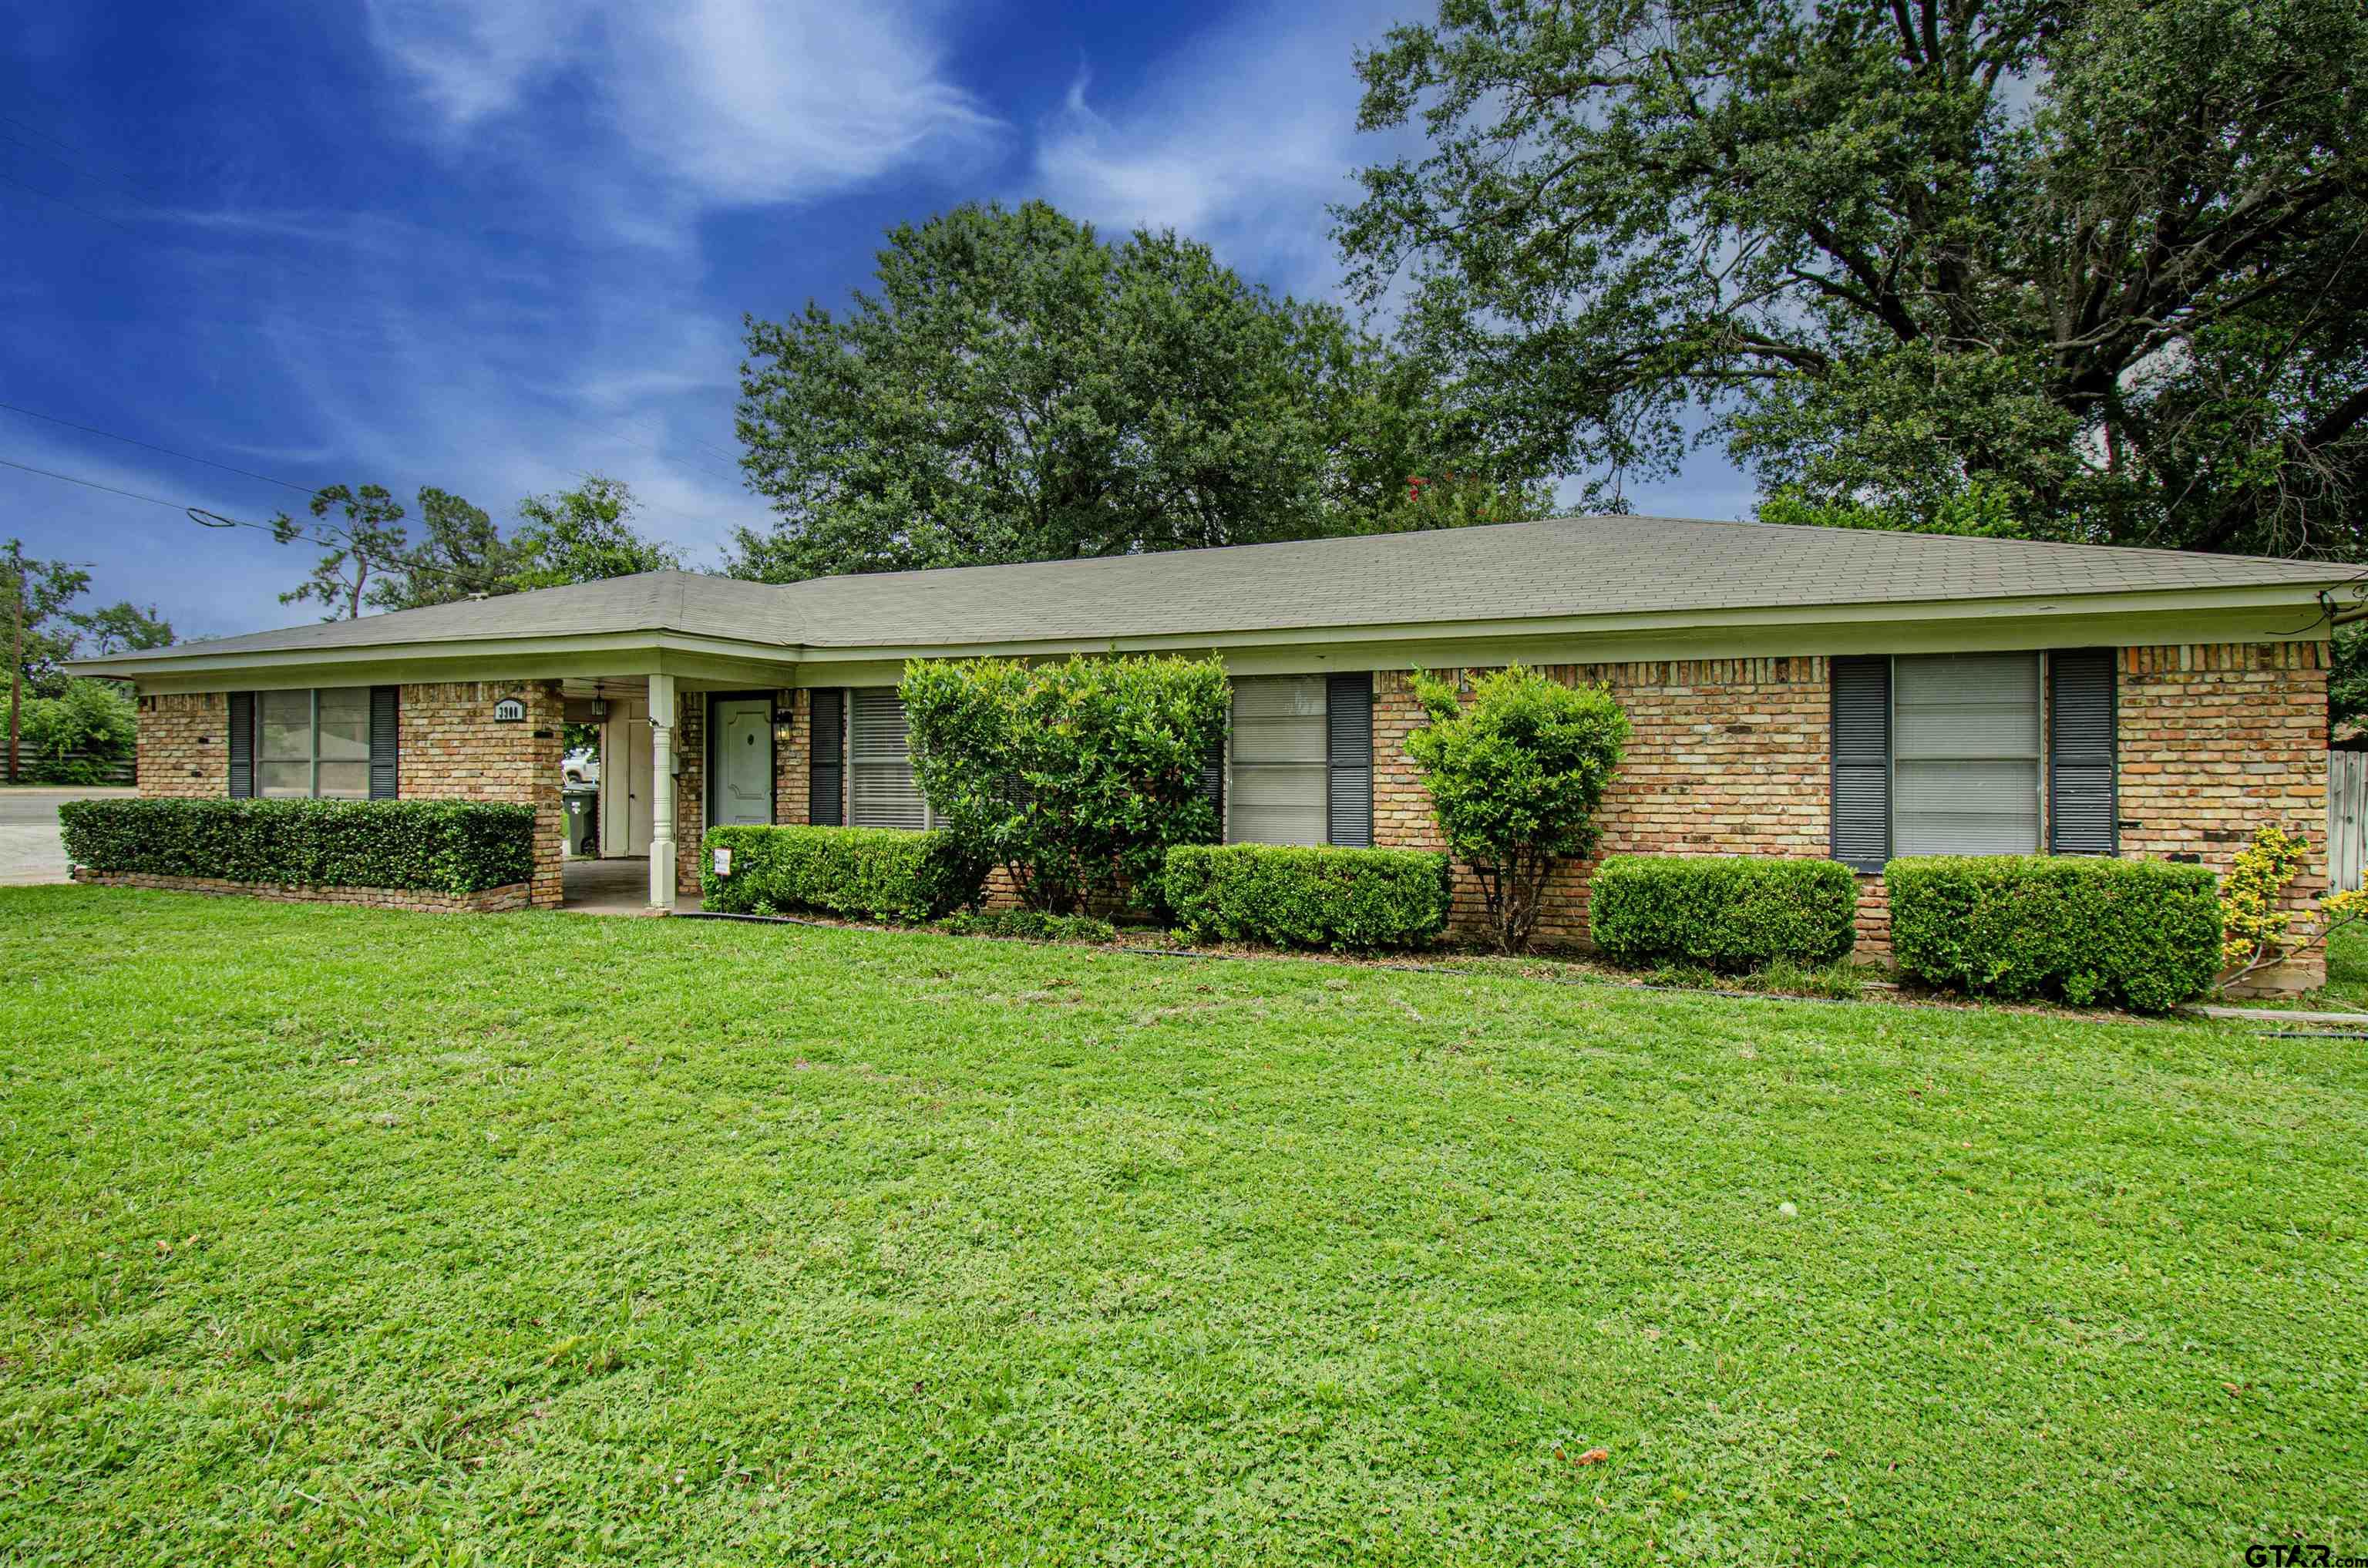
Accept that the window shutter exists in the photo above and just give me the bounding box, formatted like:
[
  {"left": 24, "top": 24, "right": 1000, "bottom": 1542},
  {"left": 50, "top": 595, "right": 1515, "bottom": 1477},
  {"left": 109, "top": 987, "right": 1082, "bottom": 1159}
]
[
  {"left": 1830, "top": 656, "right": 1890, "bottom": 873},
  {"left": 368, "top": 686, "right": 399, "bottom": 799},
  {"left": 2048, "top": 648, "right": 2117, "bottom": 855},
  {"left": 227, "top": 691, "right": 254, "bottom": 797},
  {"left": 1199, "top": 736, "right": 1226, "bottom": 832},
  {"left": 1326, "top": 673, "right": 1373, "bottom": 847},
  {"left": 808, "top": 688, "right": 843, "bottom": 826}
]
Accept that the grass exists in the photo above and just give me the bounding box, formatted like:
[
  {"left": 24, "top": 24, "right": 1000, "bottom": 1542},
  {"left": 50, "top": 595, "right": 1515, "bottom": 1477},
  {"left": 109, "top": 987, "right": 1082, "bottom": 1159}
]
[{"left": 2, "top": 887, "right": 2363, "bottom": 1565}]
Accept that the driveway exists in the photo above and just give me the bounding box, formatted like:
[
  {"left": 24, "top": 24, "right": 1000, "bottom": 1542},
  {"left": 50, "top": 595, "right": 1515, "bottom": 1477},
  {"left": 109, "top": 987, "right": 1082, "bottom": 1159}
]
[{"left": 0, "top": 786, "right": 136, "bottom": 886}]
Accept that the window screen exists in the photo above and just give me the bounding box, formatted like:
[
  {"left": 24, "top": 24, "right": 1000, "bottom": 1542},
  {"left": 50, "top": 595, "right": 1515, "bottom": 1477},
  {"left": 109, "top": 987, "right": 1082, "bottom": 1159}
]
[
  {"left": 848, "top": 688, "right": 928, "bottom": 830},
  {"left": 1892, "top": 653, "right": 2041, "bottom": 856},
  {"left": 1227, "top": 675, "right": 1327, "bottom": 846},
  {"left": 257, "top": 688, "right": 375, "bottom": 799}
]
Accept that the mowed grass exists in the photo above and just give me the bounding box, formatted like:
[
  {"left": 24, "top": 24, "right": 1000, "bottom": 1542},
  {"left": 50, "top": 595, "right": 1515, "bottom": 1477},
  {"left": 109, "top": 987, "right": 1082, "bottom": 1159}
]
[{"left": 2, "top": 889, "right": 2363, "bottom": 1566}]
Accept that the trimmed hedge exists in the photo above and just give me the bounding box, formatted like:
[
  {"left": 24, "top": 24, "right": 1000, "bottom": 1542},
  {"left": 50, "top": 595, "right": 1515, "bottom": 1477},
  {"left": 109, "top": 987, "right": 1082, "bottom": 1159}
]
[
  {"left": 1162, "top": 843, "right": 1453, "bottom": 951},
  {"left": 58, "top": 796, "right": 536, "bottom": 895},
  {"left": 1589, "top": 855, "right": 1858, "bottom": 971},
  {"left": 700, "top": 824, "right": 989, "bottom": 924},
  {"left": 1886, "top": 855, "right": 2221, "bottom": 1013}
]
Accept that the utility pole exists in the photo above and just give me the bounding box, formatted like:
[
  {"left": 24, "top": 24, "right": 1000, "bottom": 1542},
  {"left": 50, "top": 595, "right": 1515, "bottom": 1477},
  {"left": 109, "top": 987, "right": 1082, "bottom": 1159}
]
[{"left": 7, "top": 542, "right": 22, "bottom": 786}]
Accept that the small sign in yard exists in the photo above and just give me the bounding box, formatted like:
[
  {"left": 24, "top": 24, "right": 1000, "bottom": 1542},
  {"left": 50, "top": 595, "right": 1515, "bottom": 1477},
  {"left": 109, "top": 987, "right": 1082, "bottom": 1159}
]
[{"left": 712, "top": 847, "right": 733, "bottom": 877}]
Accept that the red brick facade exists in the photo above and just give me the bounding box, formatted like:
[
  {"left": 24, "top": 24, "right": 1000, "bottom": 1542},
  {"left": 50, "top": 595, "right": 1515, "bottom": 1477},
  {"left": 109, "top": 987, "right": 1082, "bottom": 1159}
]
[
  {"left": 133, "top": 691, "right": 230, "bottom": 797},
  {"left": 129, "top": 680, "right": 566, "bottom": 910},
  {"left": 1372, "top": 643, "right": 2329, "bottom": 981},
  {"left": 71, "top": 869, "right": 531, "bottom": 913},
  {"left": 124, "top": 641, "right": 2330, "bottom": 977}
]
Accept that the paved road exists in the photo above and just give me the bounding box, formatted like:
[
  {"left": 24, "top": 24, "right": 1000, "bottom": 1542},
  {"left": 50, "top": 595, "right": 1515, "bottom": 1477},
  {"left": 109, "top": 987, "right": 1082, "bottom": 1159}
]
[{"left": 0, "top": 786, "right": 136, "bottom": 886}]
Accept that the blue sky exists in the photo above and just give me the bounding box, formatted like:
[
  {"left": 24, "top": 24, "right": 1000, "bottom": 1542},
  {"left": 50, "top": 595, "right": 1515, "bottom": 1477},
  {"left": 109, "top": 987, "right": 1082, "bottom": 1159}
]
[{"left": 1, "top": 0, "right": 1756, "bottom": 642}]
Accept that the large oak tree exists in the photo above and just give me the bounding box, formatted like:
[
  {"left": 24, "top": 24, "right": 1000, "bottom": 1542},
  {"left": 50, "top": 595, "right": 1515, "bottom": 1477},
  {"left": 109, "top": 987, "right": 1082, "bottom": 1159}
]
[
  {"left": 728, "top": 201, "right": 1534, "bottom": 582},
  {"left": 1338, "top": 0, "right": 2368, "bottom": 557}
]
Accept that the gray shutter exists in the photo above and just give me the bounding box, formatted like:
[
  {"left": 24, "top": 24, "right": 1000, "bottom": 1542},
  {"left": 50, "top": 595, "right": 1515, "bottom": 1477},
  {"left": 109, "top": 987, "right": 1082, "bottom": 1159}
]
[
  {"left": 1830, "top": 655, "right": 1890, "bottom": 873},
  {"left": 2048, "top": 648, "right": 2117, "bottom": 855},
  {"left": 1199, "top": 738, "right": 1225, "bottom": 831},
  {"left": 368, "top": 686, "right": 399, "bottom": 799},
  {"left": 227, "top": 691, "right": 254, "bottom": 797},
  {"left": 808, "top": 688, "right": 843, "bottom": 826},
  {"left": 1327, "top": 674, "right": 1374, "bottom": 848}
]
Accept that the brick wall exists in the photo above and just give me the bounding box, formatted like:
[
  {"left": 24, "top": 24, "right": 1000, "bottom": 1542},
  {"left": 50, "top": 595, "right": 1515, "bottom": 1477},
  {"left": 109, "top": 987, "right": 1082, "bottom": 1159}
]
[
  {"left": 396, "top": 681, "right": 567, "bottom": 910},
  {"left": 72, "top": 869, "right": 530, "bottom": 913},
  {"left": 1372, "top": 643, "right": 2329, "bottom": 977},
  {"left": 133, "top": 691, "right": 230, "bottom": 796},
  {"left": 133, "top": 681, "right": 565, "bottom": 910},
  {"left": 2119, "top": 641, "right": 2327, "bottom": 989},
  {"left": 1375, "top": 659, "right": 1832, "bottom": 947}
]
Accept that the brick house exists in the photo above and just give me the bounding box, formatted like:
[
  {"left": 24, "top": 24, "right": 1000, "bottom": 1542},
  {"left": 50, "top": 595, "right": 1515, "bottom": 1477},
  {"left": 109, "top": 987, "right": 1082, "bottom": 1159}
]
[{"left": 69, "top": 514, "right": 2348, "bottom": 984}]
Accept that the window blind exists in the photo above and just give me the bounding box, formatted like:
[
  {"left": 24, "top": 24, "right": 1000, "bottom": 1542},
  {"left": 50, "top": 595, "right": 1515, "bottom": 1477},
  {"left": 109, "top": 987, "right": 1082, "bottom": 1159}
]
[
  {"left": 2047, "top": 648, "right": 2117, "bottom": 855},
  {"left": 849, "top": 688, "right": 927, "bottom": 830},
  {"left": 1226, "top": 675, "right": 1327, "bottom": 846},
  {"left": 1892, "top": 652, "right": 2041, "bottom": 856}
]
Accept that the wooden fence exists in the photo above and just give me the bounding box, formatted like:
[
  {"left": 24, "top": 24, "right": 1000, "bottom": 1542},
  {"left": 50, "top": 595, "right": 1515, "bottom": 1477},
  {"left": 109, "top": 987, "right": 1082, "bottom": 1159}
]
[{"left": 2331, "top": 749, "right": 2367, "bottom": 892}]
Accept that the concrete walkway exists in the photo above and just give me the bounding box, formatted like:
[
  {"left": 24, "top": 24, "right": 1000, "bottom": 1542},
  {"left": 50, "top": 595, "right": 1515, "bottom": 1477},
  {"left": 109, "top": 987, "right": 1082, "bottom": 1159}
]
[
  {"left": 561, "top": 855, "right": 701, "bottom": 915},
  {"left": 0, "top": 786, "right": 136, "bottom": 886}
]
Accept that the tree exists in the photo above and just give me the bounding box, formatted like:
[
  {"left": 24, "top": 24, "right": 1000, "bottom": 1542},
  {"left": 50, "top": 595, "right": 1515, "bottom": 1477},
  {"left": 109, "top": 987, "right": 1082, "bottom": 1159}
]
[
  {"left": 66, "top": 600, "right": 174, "bottom": 657},
  {"left": 728, "top": 200, "right": 1521, "bottom": 582},
  {"left": 272, "top": 485, "right": 412, "bottom": 620},
  {"left": 510, "top": 476, "right": 682, "bottom": 588},
  {"left": 374, "top": 487, "right": 530, "bottom": 611},
  {"left": 1404, "top": 666, "right": 1630, "bottom": 953},
  {"left": 17, "top": 678, "right": 136, "bottom": 785},
  {"left": 899, "top": 654, "right": 1230, "bottom": 915},
  {"left": 1338, "top": 0, "right": 2368, "bottom": 554}
]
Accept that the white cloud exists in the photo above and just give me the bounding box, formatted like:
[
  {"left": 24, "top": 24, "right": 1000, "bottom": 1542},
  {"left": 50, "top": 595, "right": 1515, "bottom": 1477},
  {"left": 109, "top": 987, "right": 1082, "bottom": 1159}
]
[
  {"left": 1025, "top": 0, "right": 1421, "bottom": 300},
  {"left": 365, "top": 0, "right": 1004, "bottom": 215}
]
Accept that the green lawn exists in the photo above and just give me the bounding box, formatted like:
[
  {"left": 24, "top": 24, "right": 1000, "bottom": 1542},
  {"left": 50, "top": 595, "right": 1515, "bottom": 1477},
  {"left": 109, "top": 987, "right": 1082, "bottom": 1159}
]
[{"left": 2, "top": 888, "right": 2363, "bottom": 1565}]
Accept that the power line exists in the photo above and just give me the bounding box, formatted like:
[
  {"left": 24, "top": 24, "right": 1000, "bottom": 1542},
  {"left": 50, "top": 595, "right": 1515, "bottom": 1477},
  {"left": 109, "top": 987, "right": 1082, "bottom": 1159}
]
[
  {"left": 0, "top": 453, "right": 188, "bottom": 510},
  {"left": 0, "top": 401, "right": 328, "bottom": 497},
  {"left": 0, "top": 450, "right": 635, "bottom": 597},
  {"left": 0, "top": 167, "right": 139, "bottom": 238}
]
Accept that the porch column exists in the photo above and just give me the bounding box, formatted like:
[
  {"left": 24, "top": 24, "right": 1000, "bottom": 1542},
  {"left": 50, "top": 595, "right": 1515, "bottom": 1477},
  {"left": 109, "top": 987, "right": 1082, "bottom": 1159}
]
[{"left": 648, "top": 672, "right": 677, "bottom": 911}]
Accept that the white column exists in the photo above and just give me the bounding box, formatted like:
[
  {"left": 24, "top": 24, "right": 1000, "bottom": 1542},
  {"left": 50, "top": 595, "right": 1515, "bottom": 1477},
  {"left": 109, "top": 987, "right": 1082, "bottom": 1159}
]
[{"left": 648, "top": 672, "right": 677, "bottom": 911}]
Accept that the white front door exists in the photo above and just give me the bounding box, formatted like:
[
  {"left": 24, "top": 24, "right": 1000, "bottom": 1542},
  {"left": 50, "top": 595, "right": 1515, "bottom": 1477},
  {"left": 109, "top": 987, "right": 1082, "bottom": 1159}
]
[
  {"left": 712, "top": 697, "right": 773, "bottom": 826},
  {"left": 604, "top": 698, "right": 654, "bottom": 856}
]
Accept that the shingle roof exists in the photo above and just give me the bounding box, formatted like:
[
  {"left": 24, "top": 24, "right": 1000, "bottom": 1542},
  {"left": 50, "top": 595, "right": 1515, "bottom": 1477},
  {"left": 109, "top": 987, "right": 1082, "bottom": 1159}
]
[{"left": 86, "top": 513, "right": 2354, "bottom": 667}]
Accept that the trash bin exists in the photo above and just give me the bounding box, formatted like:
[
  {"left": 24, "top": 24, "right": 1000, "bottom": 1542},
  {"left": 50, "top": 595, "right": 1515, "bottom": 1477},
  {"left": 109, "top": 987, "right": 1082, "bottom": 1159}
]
[{"left": 563, "top": 783, "right": 599, "bottom": 857}]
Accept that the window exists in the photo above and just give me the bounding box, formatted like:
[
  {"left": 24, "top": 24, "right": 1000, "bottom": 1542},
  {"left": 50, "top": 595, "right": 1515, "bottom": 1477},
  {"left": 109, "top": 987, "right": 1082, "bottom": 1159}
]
[
  {"left": 257, "top": 688, "right": 372, "bottom": 799},
  {"left": 848, "top": 688, "right": 929, "bottom": 829},
  {"left": 1227, "top": 676, "right": 1327, "bottom": 846},
  {"left": 1830, "top": 650, "right": 2113, "bottom": 870},
  {"left": 1891, "top": 653, "right": 2043, "bottom": 856}
]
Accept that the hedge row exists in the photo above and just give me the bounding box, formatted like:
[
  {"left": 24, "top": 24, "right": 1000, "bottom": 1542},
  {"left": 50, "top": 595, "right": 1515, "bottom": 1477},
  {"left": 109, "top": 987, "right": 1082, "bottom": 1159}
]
[
  {"left": 1162, "top": 843, "right": 1454, "bottom": 951},
  {"left": 700, "top": 824, "right": 989, "bottom": 924},
  {"left": 1589, "top": 855, "right": 1858, "bottom": 970},
  {"left": 58, "top": 797, "right": 536, "bottom": 895},
  {"left": 1886, "top": 855, "right": 2220, "bottom": 1013}
]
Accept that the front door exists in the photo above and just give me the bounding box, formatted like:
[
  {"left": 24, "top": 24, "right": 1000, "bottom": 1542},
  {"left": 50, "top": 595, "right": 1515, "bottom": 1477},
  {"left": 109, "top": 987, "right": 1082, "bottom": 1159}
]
[
  {"left": 712, "top": 697, "right": 774, "bottom": 826},
  {"left": 604, "top": 698, "right": 654, "bottom": 856}
]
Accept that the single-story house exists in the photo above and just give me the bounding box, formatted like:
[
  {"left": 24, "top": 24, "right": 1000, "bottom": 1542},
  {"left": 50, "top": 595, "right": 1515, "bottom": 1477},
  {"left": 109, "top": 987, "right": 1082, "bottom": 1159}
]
[{"left": 70, "top": 514, "right": 2350, "bottom": 981}]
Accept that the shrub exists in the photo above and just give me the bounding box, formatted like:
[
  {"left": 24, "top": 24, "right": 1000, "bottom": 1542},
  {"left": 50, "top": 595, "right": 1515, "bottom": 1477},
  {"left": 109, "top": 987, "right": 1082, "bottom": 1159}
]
[
  {"left": 58, "top": 797, "right": 535, "bottom": 894},
  {"left": 1404, "top": 665, "right": 1630, "bottom": 953},
  {"left": 1887, "top": 855, "right": 2220, "bottom": 1012},
  {"left": 700, "top": 824, "right": 988, "bottom": 924},
  {"left": 1589, "top": 855, "right": 1857, "bottom": 970},
  {"left": 18, "top": 678, "right": 136, "bottom": 784},
  {"left": 938, "top": 908, "right": 1119, "bottom": 944},
  {"left": 1162, "top": 843, "right": 1454, "bottom": 951},
  {"left": 900, "top": 654, "right": 1229, "bottom": 915}
]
